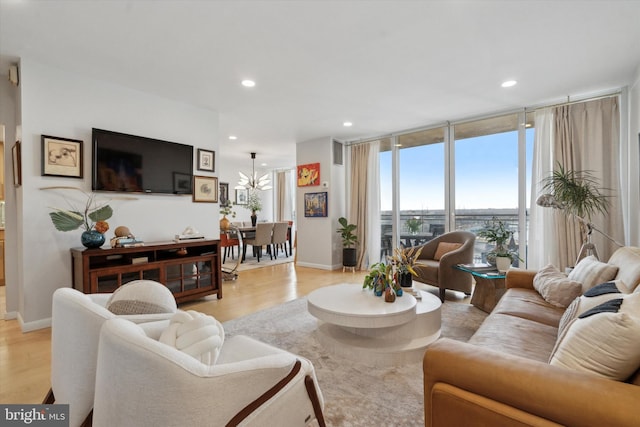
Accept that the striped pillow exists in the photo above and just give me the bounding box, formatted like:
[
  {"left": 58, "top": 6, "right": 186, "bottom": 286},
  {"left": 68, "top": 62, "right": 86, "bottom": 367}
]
[{"left": 568, "top": 256, "right": 618, "bottom": 293}]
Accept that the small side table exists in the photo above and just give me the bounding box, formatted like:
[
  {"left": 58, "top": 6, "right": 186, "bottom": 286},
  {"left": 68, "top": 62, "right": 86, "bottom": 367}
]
[{"left": 453, "top": 265, "right": 506, "bottom": 313}]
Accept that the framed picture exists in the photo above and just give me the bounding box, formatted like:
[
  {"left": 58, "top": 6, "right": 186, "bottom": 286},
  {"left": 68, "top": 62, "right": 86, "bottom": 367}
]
[
  {"left": 297, "top": 162, "right": 320, "bottom": 186},
  {"left": 173, "top": 172, "right": 192, "bottom": 194},
  {"left": 41, "top": 135, "right": 83, "bottom": 178},
  {"left": 197, "top": 149, "right": 215, "bottom": 172},
  {"left": 219, "top": 182, "right": 229, "bottom": 205},
  {"left": 193, "top": 175, "right": 218, "bottom": 203},
  {"left": 304, "top": 192, "right": 328, "bottom": 217},
  {"left": 235, "top": 188, "right": 248, "bottom": 205},
  {"left": 12, "top": 141, "right": 21, "bottom": 187}
]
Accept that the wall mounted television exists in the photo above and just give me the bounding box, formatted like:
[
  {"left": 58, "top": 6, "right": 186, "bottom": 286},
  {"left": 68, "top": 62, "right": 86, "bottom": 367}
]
[{"left": 92, "top": 128, "right": 193, "bottom": 194}]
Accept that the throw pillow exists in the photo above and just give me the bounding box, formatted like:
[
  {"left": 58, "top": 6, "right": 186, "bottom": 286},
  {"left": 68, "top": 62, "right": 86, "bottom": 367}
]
[
  {"left": 568, "top": 255, "right": 619, "bottom": 293},
  {"left": 533, "top": 264, "right": 583, "bottom": 308},
  {"left": 433, "top": 242, "right": 462, "bottom": 261},
  {"left": 106, "top": 280, "right": 177, "bottom": 315},
  {"left": 557, "top": 280, "right": 627, "bottom": 340},
  {"left": 549, "top": 292, "right": 640, "bottom": 381},
  {"left": 159, "top": 310, "right": 225, "bottom": 365}
]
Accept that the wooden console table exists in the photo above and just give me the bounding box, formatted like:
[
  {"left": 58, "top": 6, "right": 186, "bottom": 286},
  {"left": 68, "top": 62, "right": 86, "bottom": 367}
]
[{"left": 71, "top": 239, "right": 222, "bottom": 303}]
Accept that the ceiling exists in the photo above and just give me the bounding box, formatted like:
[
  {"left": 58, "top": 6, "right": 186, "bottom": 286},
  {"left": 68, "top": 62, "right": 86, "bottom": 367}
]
[{"left": 1, "top": 0, "right": 639, "bottom": 170}]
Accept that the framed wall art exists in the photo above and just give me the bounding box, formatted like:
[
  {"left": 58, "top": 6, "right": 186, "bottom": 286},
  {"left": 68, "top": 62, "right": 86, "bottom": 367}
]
[
  {"left": 12, "top": 140, "right": 21, "bottom": 187},
  {"left": 193, "top": 175, "right": 218, "bottom": 203},
  {"left": 219, "top": 182, "right": 229, "bottom": 205},
  {"left": 235, "top": 188, "right": 248, "bottom": 205},
  {"left": 41, "top": 135, "right": 83, "bottom": 178},
  {"left": 197, "top": 149, "right": 215, "bottom": 172},
  {"left": 297, "top": 162, "right": 320, "bottom": 187},
  {"left": 304, "top": 192, "right": 328, "bottom": 217}
]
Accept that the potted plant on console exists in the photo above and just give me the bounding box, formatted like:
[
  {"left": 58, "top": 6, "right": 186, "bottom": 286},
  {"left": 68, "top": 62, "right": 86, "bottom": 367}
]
[{"left": 337, "top": 217, "right": 358, "bottom": 269}]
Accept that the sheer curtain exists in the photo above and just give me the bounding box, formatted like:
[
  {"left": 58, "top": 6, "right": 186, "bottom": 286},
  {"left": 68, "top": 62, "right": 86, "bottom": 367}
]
[
  {"left": 276, "top": 170, "right": 293, "bottom": 221},
  {"left": 530, "top": 97, "right": 622, "bottom": 270},
  {"left": 349, "top": 142, "right": 380, "bottom": 270}
]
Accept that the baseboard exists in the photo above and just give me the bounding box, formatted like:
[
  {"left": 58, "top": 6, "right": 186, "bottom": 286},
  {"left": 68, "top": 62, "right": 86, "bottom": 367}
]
[
  {"left": 295, "top": 261, "right": 335, "bottom": 270},
  {"left": 4, "top": 310, "right": 17, "bottom": 320},
  {"left": 17, "top": 312, "right": 52, "bottom": 332}
]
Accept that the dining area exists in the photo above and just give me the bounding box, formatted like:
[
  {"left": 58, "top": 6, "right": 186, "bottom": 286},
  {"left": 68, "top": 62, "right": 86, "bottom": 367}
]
[{"left": 220, "top": 221, "right": 294, "bottom": 265}]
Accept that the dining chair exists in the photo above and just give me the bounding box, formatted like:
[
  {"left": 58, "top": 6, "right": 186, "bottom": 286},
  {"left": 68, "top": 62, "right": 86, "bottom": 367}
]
[
  {"left": 243, "top": 222, "right": 274, "bottom": 262},
  {"left": 220, "top": 230, "right": 240, "bottom": 263},
  {"left": 271, "top": 222, "right": 289, "bottom": 258}
]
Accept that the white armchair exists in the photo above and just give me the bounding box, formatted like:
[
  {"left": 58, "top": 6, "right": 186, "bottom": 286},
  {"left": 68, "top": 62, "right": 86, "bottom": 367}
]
[
  {"left": 44, "top": 286, "right": 175, "bottom": 427},
  {"left": 93, "top": 317, "right": 326, "bottom": 427}
]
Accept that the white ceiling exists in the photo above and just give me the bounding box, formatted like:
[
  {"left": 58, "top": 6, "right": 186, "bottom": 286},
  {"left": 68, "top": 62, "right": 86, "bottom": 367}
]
[{"left": 1, "top": 0, "right": 640, "bottom": 170}]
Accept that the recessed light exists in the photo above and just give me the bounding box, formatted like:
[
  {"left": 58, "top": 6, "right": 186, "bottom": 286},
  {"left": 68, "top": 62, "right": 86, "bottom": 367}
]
[
  {"left": 343, "top": 121, "right": 353, "bottom": 127},
  {"left": 241, "top": 79, "right": 256, "bottom": 88},
  {"left": 261, "top": 163, "right": 267, "bottom": 167},
  {"left": 228, "top": 135, "right": 237, "bottom": 140},
  {"left": 501, "top": 80, "right": 517, "bottom": 88}
]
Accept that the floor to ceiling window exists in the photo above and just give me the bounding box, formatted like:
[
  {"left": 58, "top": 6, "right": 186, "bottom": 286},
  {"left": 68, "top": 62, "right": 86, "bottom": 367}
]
[{"left": 377, "top": 111, "right": 534, "bottom": 266}]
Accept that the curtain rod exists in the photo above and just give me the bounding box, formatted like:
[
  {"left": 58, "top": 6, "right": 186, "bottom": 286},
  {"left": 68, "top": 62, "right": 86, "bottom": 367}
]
[{"left": 344, "top": 89, "right": 622, "bottom": 146}]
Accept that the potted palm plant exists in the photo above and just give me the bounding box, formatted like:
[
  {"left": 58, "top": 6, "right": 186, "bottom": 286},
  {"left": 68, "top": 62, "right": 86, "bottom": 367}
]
[{"left": 337, "top": 217, "right": 358, "bottom": 268}]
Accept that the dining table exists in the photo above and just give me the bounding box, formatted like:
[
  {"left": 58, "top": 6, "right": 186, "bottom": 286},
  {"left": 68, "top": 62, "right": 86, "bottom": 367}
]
[{"left": 235, "top": 224, "right": 293, "bottom": 261}]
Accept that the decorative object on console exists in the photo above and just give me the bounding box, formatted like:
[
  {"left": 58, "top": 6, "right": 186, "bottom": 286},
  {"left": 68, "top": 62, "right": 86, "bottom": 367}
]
[
  {"left": 43, "top": 186, "right": 115, "bottom": 248},
  {"left": 175, "top": 226, "right": 204, "bottom": 241},
  {"left": 192, "top": 175, "right": 218, "bottom": 203},
  {"left": 110, "top": 225, "right": 144, "bottom": 248},
  {"left": 41, "top": 135, "right": 83, "bottom": 178},
  {"left": 235, "top": 152, "right": 272, "bottom": 191}
]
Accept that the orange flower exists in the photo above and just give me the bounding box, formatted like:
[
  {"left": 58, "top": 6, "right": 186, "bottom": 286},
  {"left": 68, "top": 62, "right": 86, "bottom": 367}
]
[{"left": 94, "top": 221, "right": 109, "bottom": 234}]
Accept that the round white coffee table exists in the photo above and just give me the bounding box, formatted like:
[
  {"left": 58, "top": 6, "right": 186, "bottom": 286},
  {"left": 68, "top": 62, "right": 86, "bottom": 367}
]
[{"left": 307, "top": 283, "right": 441, "bottom": 367}]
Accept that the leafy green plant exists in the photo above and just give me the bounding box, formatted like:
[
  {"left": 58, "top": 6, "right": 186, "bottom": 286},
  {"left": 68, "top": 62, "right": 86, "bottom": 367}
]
[
  {"left": 476, "top": 216, "right": 518, "bottom": 259},
  {"left": 46, "top": 188, "right": 113, "bottom": 233},
  {"left": 405, "top": 217, "right": 423, "bottom": 233},
  {"left": 540, "top": 163, "right": 610, "bottom": 221},
  {"left": 363, "top": 262, "right": 393, "bottom": 294},
  {"left": 220, "top": 201, "right": 236, "bottom": 217},
  {"left": 337, "top": 217, "right": 358, "bottom": 248}
]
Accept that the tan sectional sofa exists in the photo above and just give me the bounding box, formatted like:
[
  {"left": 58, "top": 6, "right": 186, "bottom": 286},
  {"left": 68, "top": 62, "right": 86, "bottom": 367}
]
[{"left": 423, "top": 246, "right": 640, "bottom": 427}]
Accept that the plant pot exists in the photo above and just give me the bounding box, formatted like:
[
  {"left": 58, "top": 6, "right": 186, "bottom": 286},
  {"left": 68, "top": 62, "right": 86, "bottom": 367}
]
[
  {"left": 343, "top": 248, "right": 357, "bottom": 267},
  {"left": 81, "top": 230, "right": 105, "bottom": 249},
  {"left": 399, "top": 272, "right": 413, "bottom": 287},
  {"left": 220, "top": 215, "right": 230, "bottom": 230},
  {"left": 496, "top": 256, "right": 512, "bottom": 273}
]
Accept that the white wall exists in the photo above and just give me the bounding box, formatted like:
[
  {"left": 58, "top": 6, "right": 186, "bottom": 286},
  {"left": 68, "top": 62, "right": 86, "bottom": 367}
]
[
  {"left": 13, "top": 58, "right": 220, "bottom": 330},
  {"left": 295, "top": 137, "right": 343, "bottom": 270}
]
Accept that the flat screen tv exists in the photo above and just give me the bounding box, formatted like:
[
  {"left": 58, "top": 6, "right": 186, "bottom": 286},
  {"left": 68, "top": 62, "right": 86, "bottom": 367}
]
[{"left": 92, "top": 128, "right": 193, "bottom": 194}]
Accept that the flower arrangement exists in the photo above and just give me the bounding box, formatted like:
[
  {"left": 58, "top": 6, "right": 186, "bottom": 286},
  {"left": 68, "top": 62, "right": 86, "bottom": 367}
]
[
  {"left": 46, "top": 188, "right": 113, "bottom": 234},
  {"left": 245, "top": 190, "right": 262, "bottom": 214},
  {"left": 391, "top": 246, "right": 423, "bottom": 275}
]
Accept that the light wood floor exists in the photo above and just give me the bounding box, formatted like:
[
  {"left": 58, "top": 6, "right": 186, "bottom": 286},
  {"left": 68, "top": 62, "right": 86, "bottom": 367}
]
[{"left": 0, "top": 263, "right": 463, "bottom": 404}]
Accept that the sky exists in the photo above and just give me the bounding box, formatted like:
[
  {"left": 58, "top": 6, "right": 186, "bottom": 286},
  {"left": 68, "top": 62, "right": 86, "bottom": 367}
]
[{"left": 380, "top": 129, "right": 534, "bottom": 211}]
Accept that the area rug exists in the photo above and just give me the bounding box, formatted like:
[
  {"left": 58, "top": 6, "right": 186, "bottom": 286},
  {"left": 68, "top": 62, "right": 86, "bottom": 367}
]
[{"left": 223, "top": 297, "right": 487, "bottom": 426}]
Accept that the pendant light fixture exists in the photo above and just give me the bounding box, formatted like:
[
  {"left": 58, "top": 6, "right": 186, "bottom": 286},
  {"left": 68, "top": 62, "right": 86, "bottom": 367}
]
[{"left": 235, "top": 152, "right": 272, "bottom": 191}]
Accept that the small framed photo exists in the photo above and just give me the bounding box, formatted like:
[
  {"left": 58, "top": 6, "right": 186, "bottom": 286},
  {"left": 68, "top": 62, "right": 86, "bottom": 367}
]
[
  {"left": 12, "top": 141, "right": 21, "bottom": 187},
  {"left": 235, "top": 188, "right": 248, "bottom": 205},
  {"left": 193, "top": 175, "right": 218, "bottom": 203},
  {"left": 173, "top": 172, "right": 192, "bottom": 194},
  {"left": 304, "top": 192, "right": 328, "bottom": 217},
  {"left": 41, "top": 135, "right": 83, "bottom": 178},
  {"left": 219, "top": 182, "right": 229, "bottom": 205},
  {"left": 197, "top": 149, "right": 215, "bottom": 172}
]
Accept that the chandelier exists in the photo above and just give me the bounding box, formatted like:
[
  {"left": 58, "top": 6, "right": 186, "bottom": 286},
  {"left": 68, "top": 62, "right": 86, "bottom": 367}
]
[{"left": 235, "top": 152, "right": 272, "bottom": 191}]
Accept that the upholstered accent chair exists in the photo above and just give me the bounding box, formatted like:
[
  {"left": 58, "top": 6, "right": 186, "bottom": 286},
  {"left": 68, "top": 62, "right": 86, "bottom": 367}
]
[
  {"left": 44, "top": 286, "right": 174, "bottom": 427},
  {"left": 93, "top": 318, "right": 326, "bottom": 427},
  {"left": 411, "top": 231, "right": 476, "bottom": 302}
]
